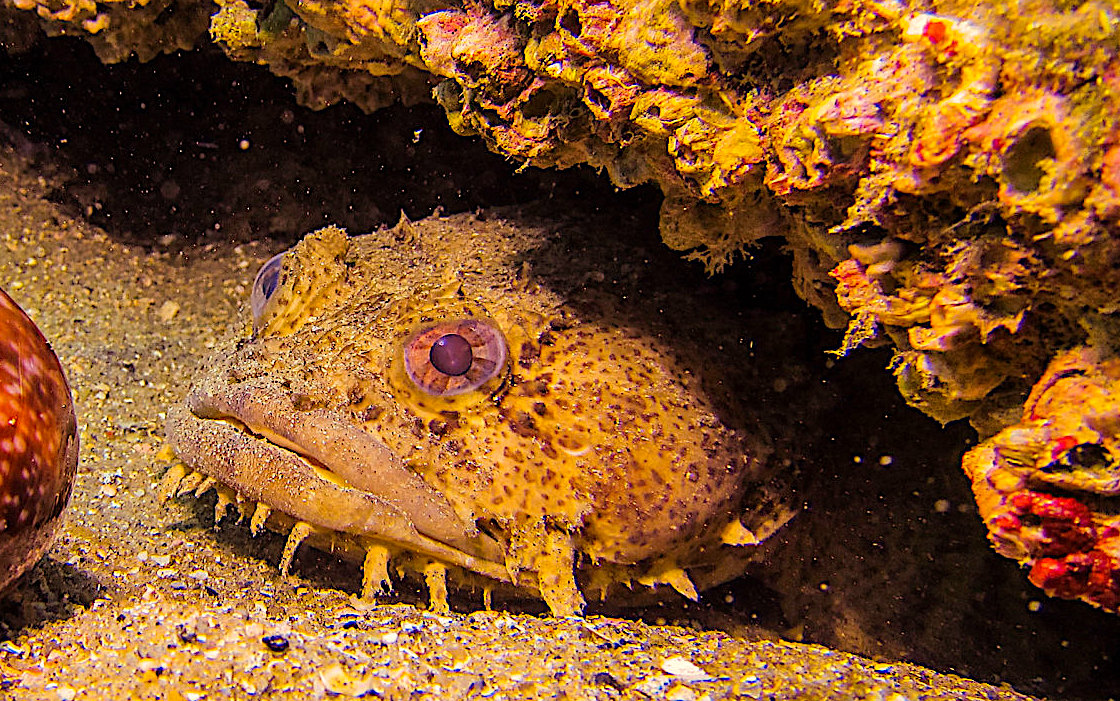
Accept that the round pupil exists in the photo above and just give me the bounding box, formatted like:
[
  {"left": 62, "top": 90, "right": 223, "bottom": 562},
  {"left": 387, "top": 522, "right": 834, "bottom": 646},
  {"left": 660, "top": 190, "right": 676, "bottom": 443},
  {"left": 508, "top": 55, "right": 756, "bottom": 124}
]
[{"left": 429, "top": 334, "right": 473, "bottom": 376}]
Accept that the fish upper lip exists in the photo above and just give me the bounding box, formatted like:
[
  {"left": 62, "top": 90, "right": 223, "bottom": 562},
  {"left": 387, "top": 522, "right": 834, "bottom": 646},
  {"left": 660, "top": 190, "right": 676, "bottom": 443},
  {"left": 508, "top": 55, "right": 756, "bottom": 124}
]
[{"left": 179, "top": 374, "right": 505, "bottom": 565}]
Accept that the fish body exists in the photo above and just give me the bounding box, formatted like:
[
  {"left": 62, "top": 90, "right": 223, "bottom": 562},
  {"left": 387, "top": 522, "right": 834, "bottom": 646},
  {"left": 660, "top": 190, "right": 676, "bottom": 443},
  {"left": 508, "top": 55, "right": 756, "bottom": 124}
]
[
  {"left": 0, "top": 288, "right": 78, "bottom": 592},
  {"left": 165, "top": 212, "right": 802, "bottom": 614}
]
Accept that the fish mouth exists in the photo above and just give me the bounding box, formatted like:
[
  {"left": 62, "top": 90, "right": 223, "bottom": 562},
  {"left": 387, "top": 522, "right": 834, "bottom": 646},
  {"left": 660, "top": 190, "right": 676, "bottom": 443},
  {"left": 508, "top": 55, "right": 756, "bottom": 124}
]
[{"left": 164, "top": 375, "right": 509, "bottom": 581}]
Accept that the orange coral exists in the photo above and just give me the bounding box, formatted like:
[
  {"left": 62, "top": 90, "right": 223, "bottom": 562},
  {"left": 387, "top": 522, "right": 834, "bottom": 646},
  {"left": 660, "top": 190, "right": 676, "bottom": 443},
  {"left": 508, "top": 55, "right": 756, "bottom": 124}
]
[
  {"left": 902, "top": 12, "right": 999, "bottom": 169},
  {"left": 963, "top": 87, "right": 1090, "bottom": 223},
  {"left": 965, "top": 348, "right": 1120, "bottom": 612}
]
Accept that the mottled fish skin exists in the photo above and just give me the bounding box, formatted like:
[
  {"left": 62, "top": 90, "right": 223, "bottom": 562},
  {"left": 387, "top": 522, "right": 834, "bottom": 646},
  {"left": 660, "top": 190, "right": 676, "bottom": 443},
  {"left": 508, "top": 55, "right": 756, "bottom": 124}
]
[
  {"left": 0, "top": 288, "right": 79, "bottom": 592},
  {"left": 165, "top": 213, "right": 799, "bottom": 615}
]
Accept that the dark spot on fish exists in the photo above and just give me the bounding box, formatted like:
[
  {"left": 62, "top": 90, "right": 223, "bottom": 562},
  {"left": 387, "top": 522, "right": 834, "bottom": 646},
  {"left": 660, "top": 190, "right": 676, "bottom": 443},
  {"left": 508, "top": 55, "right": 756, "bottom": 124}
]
[
  {"left": 428, "top": 419, "right": 449, "bottom": 436},
  {"left": 291, "top": 393, "right": 319, "bottom": 411},
  {"left": 519, "top": 341, "right": 540, "bottom": 368},
  {"left": 1043, "top": 442, "right": 1113, "bottom": 473},
  {"left": 358, "top": 404, "right": 384, "bottom": 422},
  {"left": 504, "top": 409, "right": 540, "bottom": 439}
]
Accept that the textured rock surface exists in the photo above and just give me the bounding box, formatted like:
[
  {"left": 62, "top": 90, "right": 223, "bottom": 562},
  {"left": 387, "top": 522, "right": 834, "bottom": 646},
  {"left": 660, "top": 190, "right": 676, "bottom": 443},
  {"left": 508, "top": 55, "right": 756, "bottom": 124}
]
[{"left": 1, "top": 0, "right": 208, "bottom": 61}]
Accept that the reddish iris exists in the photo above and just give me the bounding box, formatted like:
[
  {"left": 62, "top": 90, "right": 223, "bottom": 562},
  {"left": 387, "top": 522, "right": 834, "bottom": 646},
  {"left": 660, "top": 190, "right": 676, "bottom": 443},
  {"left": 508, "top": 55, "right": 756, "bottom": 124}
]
[{"left": 403, "top": 318, "right": 507, "bottom": 397}]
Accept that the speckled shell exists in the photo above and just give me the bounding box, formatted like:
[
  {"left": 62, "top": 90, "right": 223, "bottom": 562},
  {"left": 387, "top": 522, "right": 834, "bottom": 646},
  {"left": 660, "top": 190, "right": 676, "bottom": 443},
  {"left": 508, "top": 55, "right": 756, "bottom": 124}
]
[{"left": 0, "top": 288, "right": 79, "bottom": 592}]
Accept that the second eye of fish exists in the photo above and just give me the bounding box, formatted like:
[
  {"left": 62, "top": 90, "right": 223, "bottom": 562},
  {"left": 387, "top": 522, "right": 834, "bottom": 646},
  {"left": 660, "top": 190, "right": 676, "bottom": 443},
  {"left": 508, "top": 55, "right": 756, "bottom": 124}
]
[{"left": 251, "top": 252, "right": 286, "bottom": 328}]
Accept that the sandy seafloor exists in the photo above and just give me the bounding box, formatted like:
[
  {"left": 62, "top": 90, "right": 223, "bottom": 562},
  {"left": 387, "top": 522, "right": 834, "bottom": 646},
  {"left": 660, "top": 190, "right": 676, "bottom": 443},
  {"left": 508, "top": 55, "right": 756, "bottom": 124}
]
[
  {"left": 0, "top": 137, "right": 1044, "bottom": 701},
  {"left": 2, "top": 40, "right": 1120, "bottom": 701}
]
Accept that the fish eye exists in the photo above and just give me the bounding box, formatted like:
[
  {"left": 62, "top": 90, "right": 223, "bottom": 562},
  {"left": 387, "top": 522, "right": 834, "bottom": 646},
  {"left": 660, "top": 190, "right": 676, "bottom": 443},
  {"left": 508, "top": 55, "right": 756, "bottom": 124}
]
[
  {"left": 403, "top": 318, "right": 507, "bottom": 396},
  {"left": 250, "top": 252, "right": 285, "bottom": 326},
  {"left": 430, "top": 333, "right": 474, "bottom": 376}
]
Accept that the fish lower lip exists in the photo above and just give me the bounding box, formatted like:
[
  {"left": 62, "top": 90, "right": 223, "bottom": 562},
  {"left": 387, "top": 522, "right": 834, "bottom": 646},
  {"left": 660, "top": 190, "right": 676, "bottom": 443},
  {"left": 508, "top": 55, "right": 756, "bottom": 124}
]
[{"left": 169, "top": 376, "right": 505, "bottom": 566}]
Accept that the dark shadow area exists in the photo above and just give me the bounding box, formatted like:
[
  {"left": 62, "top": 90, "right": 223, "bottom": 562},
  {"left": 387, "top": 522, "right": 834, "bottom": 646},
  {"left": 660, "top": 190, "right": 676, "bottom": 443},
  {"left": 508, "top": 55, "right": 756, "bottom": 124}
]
[
  {"left": 760, "top": 346, "right": 1120, "bottom": 700},
  {"left": 0, "top": 38, "right": 639, "bottom": 249},
  {"left": 0, "top": 557, "right": 105, "bottom": 643}
]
